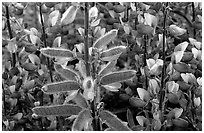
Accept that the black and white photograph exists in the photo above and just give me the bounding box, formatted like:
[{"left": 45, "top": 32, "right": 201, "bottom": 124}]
[{"left": 1, "top": 1, "right": 202, "bottom": 131}]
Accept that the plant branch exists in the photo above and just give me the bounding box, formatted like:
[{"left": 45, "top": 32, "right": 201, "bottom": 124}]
[
  {"left": 192, "top": 2, "right": 196, "bottom": 38},
  {"left": 143, "top": 35, "right": 148, "bottom": 89},
  {"left": 84, "top": 2, "right": 90, "bottom": 77},
  {"left": 84, "top": 2, "right": 99, "bottom": 131},
  {"left": 159, "top": 2, "right": 168, "bottom": 116},
  {"left": 5, "top": 4, "right": 16, "bottom": 67},
  {"left": 39, "top": 3, "right": 53, "bottom": 103}
]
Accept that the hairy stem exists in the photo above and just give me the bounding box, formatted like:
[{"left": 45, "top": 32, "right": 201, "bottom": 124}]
[
  {"left": 192, "top": 2, "right": 196, "bottom": 38},
  {"left": 159, "top": 2, "right": 168, "bottom": 119},
  {"left": 5, "top": 5, "right": 16, "bottom": 67},
  {"left": 39, "top": 3, "right": 53, "bottom": 103},
  {"left": 84, "top": 2, "right": 99, "bottom": 131}
]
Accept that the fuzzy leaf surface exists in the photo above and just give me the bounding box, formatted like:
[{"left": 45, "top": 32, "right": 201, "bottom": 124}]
[
  {"left": 99, "top": 110, "right": 131, "bottom": 131},
  {"left": 40, "top": 47, "right": 73, "bottom": 58},
  {"left": 33, "top": 104, "right": 82, "bottom": 117},
  {"left": 93, "top": 29, "right": 118, "bottom": 49},
  {"left": 100, "top": 70, "right": 136, "bottom": 85},
  {"left": 54, "top": 64, "right": 80, "bottom": 81},
  {"left": 42, "top": 80, "right": 81, "bottom": 94},
  {"left": 72, "top": 109, "right": 92, "bottom": 131}
]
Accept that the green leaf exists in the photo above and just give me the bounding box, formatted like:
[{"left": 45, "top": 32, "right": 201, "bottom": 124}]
[
  {"left": 99, "top": 110, "right": 131, "bottom": 131},
  {"left": 61, "top": 5, "right": 78, "bottom": 26},
  {"left": 136, "top": 116, "right": 148, "bottom": 127},
  {"left": 137, "top": 88, "right": 151, "bottom": 102},
  {"left": 136, "top": 23, "right": 153, "bottom": 35},
  {"left": 42, "top": 80, "right": 81, "bottom": 94},
  {"left": 129, "top": 96, "right": 146, "bottom": 108},
  {"left": 53, "top": 36, "right": 61, "bottom": 47},
  {"left": 173, "top": 62, "right": 193, "bottom": 73},
  {"left": 72, "top": 91, "right": 89, "bottom": 108},
  {"left": 72, "top": 109, "right": 92, "bottom": 131},
  {"left": 28, "top": 54, "right": 41, "bottom": 65},
  {"left": 48, "top": 10, "right": 60, "bottom": 27},
  {"left": 169, "top": 24, "right": 186, "bottom": 36},
  {"left": 103, "top": 82, "right": 122, "bottom": 92},
  {"left": 100, "top": 46, "right": 127, "bottom": 61},
  {"left": 100, "top": 70, "right": 136, "bottom": 85},
  {"left": 127, "top": 109, "right": 135, "bottom": 128},
  {"left": 40, "top": 47, "right": 73, "bottom": 58},
  {"left": 174, "top": 41, "right": 188, "bottom": 52},
  {"left": 22, "top": 63, "right": 38, "bottom": 71},
  {"left": 98, "top": 60, "right": 117, "bottom": 77},
  {"left": 7, "top": 38, "right": 17, "bottom": 53},
  {"left": 33, "top": 104, "right": 82, "bottom": 117},
  {"left": 54, "top": 64, "right": 80, "bottom": 81},
  {"left": 93, "top": 29, "right": 118, "bottom": 50}
]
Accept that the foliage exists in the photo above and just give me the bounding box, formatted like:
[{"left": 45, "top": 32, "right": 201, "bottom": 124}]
[{"left": 2, "top": 2, "right": 202, "bottom": 131}]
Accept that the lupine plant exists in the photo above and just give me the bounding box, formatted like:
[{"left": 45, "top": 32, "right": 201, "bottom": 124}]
[{"left": 2, "top": 2, "right": 202, "bottom": 131}]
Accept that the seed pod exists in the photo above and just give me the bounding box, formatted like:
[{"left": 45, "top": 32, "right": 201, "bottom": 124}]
[
  {"left": 99, "top": 60, "right": 117, "bottom": 77},
  {"left": 177, "top": 81, "right": 191, "bottom": 91},
  {"left": 33, "top": 104, "right": 82, "bottom": 117},
  {"left": 22, "top": 63, "right": 38, "bottom": 71},
  {"left": 129, "top": 96, "right": 146, "bottom": 108},
  {"left": 54, "top": 64, "right": 80, "bottom": 81},
  {"left": 100, "top": 70, "right": 136, "bottom": 85},
  {"left": 42, "top": 80, "right": 81, "bottom": 94},
  {"left": 181, "top": 52, "right": 193, "bottom": 62},
  {"left": 172, "top": 118, "right": 189, "bottom": 128},
  {"left": 173, "top": 62, "right": 193, "bottom": 73},
  {"left": 61, "top": 5, "right": 78, "bottom": 26},
  {"left": 40, "top": 47, "right": 73, "bottom": 58},
  {"left": 99, "top": 110, "right": 131, "bottom": 131},
  {"left": 100, "top": 46, "right": 127, "bottom": 61},
  {"left": 93, "top": 29, "right": 118, "bottom": 50},
  {"left": 72, "top": 109, "right": 92, "bottom": 131}
]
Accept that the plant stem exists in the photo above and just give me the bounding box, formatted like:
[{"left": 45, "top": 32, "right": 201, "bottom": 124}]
[
  {"left": 5, "top": 4, "right": 16, "bottom": 67},
  {"left": 84, "top": 2, "right": 90, "bottom": 77},
  {"left": 143, "top": 35, "right": 148, "bottom": 89},
  {"left": 159, "top": 2, "right": 168, "bottom": 119},
  {"left": 192, "top": 2, "right": 196, "bottom": 38},
  {"left": 134, "top": 2, "right": 137, "bottom": 30},
  {"left": 39, "top": 3, "right": 53, "bottom": 102},
  {"left": 84, "top": 2, "right": 99, "bottom": 131}
]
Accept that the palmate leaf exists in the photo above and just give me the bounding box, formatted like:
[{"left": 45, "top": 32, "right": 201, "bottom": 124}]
[
  {"left": 42, "top": 80, "right": 81, "bottom": 94},
  {"left": 40, "top": 47, "right": 73, "bottom": 58},
  {"left": 72, "top": 109, "right": 92, "bottom": 131},
  {"left": 54, "top": 64, "right": 80, "bottom": 81},
  {"left": 33, "top": 104, "right": 82, "bottom": 117},
  {"left": 93, "top": 29, "right": 118, "bottom": 50},
  {"left": 99, "top": 110, "right": 131, "bottom": 131},
  {"left": 100, "top": 70, "right": 136, "bottom": 85}
]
